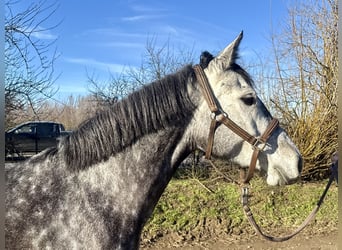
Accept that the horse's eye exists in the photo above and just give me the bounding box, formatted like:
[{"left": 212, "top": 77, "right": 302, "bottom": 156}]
[{"left": 241, "top": 95, "right": 256, "bottom": 106}]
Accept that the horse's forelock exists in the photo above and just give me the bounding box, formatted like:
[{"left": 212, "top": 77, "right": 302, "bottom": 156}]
[{"left": 200, "top": 51, "right": 214, "bottom": 69}]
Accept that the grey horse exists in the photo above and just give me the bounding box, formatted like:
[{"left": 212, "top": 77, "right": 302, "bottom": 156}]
[{"left": 6, "top": 32, "right": 302, "bottom": 249}]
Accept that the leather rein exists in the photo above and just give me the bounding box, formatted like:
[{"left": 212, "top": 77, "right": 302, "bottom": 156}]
[{"left": 193, "top": 64, "right": 335, "bottom": 242}]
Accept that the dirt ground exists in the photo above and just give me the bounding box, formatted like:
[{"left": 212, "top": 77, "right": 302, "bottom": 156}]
[{"left": 141, "top": 230, "right": 338, "bottom": 250}]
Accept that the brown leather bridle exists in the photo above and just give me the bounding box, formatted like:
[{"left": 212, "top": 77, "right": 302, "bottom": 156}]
[
  {"left": 193, "top": 64, "right": 335, "bottom": 242},
  {"left": 193, "top": 64, "right": 279, "bottom": 184}
]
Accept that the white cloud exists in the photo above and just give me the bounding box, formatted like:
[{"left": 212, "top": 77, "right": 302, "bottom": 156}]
[
  {"left": 121, "top": 15, "right": 149, "bottom": 22},
  {"left": 101, "top": 41, "right": 144, "bottom": 49},
  {"left": 65, "top": 57, "right": 128, "bottom": 74},
  {"left": 29, "top": 26, "right": 58, "bottom": 40},
  {"left": 81, "top": 28, "right": 146, "bottom": 39},
  {"left": 121, "top": 14, "right": 164, "bottom": 22}
]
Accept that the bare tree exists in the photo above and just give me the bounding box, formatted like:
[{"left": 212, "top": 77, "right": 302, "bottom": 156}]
[
  {"left": 88, "top": 37, "right": 195, "bottom": 108},
  {"left": 5, "top": 0, "right": 60, "bottom": 129},
  {"left": 258, "top": 0, "right": 338, "bottom": 180},
  {"left": 48, "top": 95, "right": 100, "bottom": 130}
]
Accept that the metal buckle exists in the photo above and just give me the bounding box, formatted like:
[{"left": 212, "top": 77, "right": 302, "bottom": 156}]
[
  {"left": 210, "top": 110, "right": 228, "bottom": 121},
  {"left": 241, "top": 185, "right": 249, "bottom": 205},
  {"left": 252, "top": 137, "right": 267, "bottom": 151}
]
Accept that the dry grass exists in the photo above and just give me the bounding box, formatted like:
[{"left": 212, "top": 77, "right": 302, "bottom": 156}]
[{"left": 258, "top": 0, "right": 338, "bottom": 180}]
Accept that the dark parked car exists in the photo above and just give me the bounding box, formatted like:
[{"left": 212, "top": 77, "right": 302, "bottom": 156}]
[{"left": 5, "top": 121, "right": 71, "bottom": 159}]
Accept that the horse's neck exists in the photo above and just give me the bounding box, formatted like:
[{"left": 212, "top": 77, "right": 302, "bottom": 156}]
[
  {"left": 79, "top": 126, "right": 189, "bottom": 199},
  {"left": 76, "top": 126, "right": 191, "bottom": 240}
]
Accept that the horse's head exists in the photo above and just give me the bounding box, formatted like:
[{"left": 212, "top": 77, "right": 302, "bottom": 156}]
[{"left": 191, "top": 32, "right": 302, "bottom": 186}]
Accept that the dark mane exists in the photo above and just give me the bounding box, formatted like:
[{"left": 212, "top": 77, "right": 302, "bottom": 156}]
[
  {"left": 200, "top": 51, "right": 214, "bottom": 68},
  {"left": 61, "top": 65, "right": 196, "bottom": 171}
]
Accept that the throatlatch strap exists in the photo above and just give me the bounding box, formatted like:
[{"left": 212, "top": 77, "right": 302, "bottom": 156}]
[
  {"left": 193, "top": 65, "right": 218, "bottom": 113},
  {"left": 205, "top": 119, "right": 219, "bottom": 159}
]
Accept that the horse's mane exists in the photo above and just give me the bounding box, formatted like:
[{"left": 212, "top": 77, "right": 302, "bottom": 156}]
[{"left": 60, "top": 65, "right": 197, "bottom": 171}]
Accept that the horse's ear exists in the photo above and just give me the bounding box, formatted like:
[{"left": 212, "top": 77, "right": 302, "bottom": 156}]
[{"left": 210, "top": 31, "right": 243, "bottom": 71}]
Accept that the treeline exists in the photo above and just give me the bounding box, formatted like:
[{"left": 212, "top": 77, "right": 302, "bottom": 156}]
[{"left": 6, "top": 95, "right": 103, "bottom": 130}]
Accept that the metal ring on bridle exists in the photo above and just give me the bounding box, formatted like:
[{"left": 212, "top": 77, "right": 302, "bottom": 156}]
[
  {"left": 252, "top": 137, "right": 267, "bottom": 151},
  {"left": 210, "top": 110, "right": 228, "bottom": 121}
]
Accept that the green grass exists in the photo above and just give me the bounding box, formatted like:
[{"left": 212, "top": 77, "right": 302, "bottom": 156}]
[{"left": 142, "top": 176, "right": 338, "bottom": 240}]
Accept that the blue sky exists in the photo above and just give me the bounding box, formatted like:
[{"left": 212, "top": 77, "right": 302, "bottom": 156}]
[{"left": 10, "top": 0, "right": 291, "bottom": 100}]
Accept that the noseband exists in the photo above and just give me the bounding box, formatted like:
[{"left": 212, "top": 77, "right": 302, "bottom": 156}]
[{"left": 193, "top": 65, "right": 279, "bottom": 184}]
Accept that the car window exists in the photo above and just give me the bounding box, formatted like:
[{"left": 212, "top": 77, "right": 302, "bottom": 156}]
[
  {"left": 60, "top": 124, "right": 65, "bottom": 131},
  {"left": 14, "top": 124, "right": 36, "bottom": 135},
  {"left": 53, "top": 124, "right": 61, "bottom": 135},
  {"left": 37, "top": 123, "right": 56, "bottom": 137}
]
